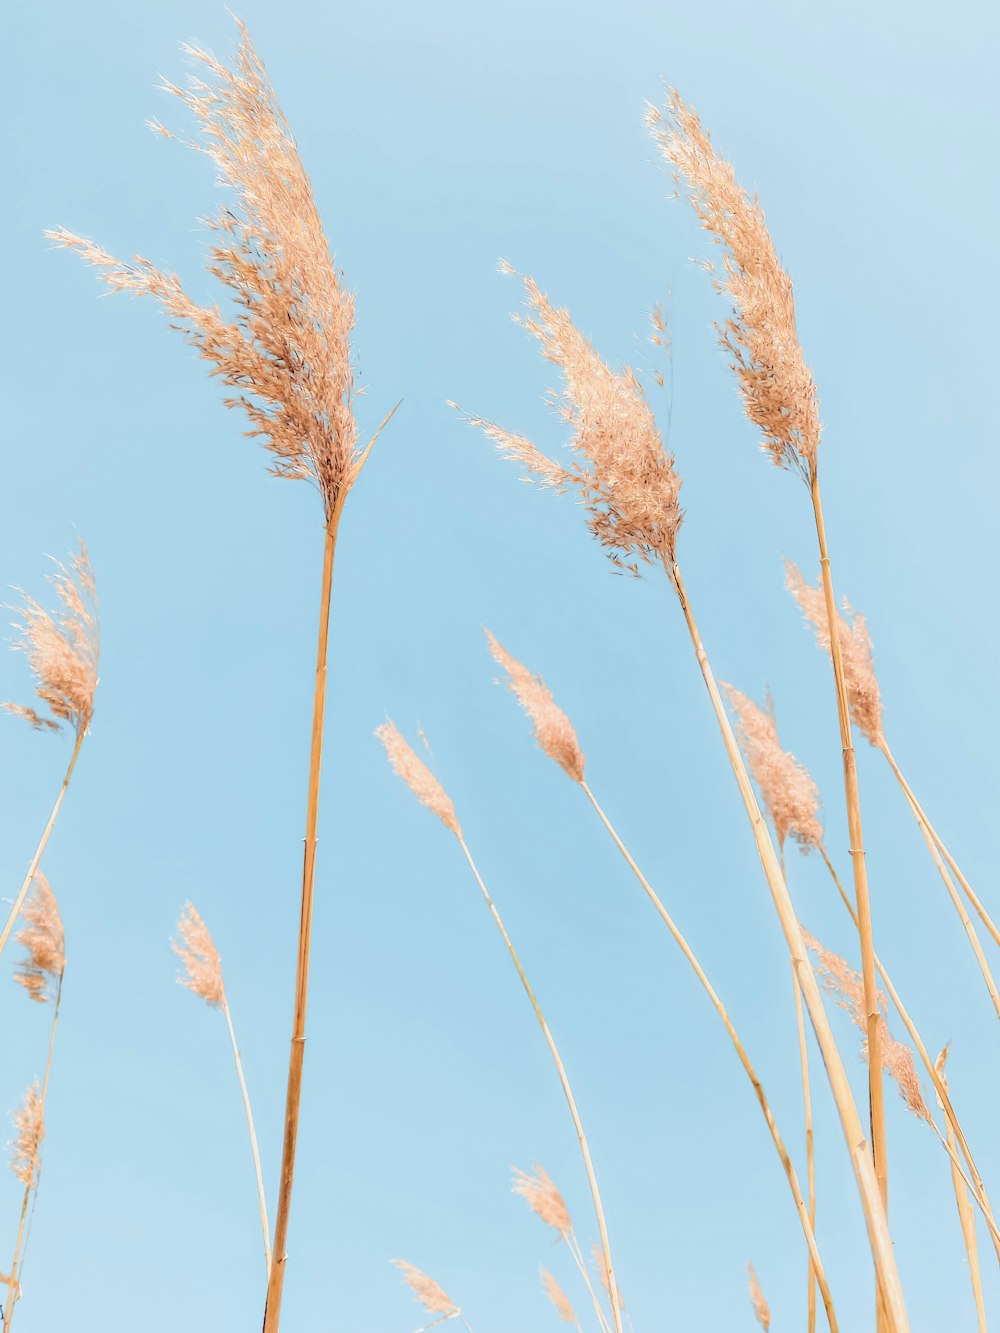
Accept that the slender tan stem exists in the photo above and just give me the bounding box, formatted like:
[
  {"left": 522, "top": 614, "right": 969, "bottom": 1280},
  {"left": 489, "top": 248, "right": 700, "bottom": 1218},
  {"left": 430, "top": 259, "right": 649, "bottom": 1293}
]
[
  {"left": 936, "top": 1062, "right": 988, "bottom": 1330},
  {"left": 223, "top": 995, "right": 271, "bottom": 1278},
  {"left": 666, "top": 557, "right": 908, "bottom": 1332},
  {"left": 263, "top": 509, "right": 341, "bottom": 1332},
  {"left": 818, "top": 846, "right": 1000, "bottom": 1262},
  {"left": 582, "top": 780, "right": 838, "bottom": 1332},
  {"left": 565, "top": 1230, "right": 612, "bottom": 1333},
  {"left": 0, "top": 732, "right": 85, "bottom": 961},
  {"left": 454, "top": 834, "right": 624, "bottom": 1333},
  {"left": 809, "top": 473, "right": 887, "bottom": 1239},
  {"left": 878, "top": 741, "right": 999, "bottom": 949},
  {"left": 2, "top": 1183, "right": 31, "bottom": 1333}
]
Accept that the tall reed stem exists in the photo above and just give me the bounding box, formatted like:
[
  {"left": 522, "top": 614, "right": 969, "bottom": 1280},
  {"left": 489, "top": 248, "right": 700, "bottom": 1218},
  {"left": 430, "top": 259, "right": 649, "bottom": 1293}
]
[
  {"left": 0, "top": 733, "right": 84, "bottom": 961},
  {"left": 937, "top": 1059, "right": 988, "bottom": 1332},
  {"left": 878, "top": 742, "right": 999, "bottom": 948},
  {"left": 792, "top": 954, "right": 818, "bottom": 1332},
  {"left": 666, "top": 557, "right": 909, "bottom": 1333},
  {"left": 454, "top": 834, "right": 625, "bottom": 1333},
  {"left": 263, "top": 507, "right": 342, "bottom": 1332},
  {"left": 809, "top": 473, "right": 887, "bottom": 1237},
  {"left": 223, "top": 996, "right": 271, "bottom": 1278},
  {"left": 581, "top": 781, "right": 839, "bottom": 1332}
]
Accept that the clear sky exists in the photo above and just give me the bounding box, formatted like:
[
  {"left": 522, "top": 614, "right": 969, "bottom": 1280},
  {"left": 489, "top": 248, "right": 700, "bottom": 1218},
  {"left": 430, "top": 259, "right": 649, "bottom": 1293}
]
[{"left": 2, "top": 1, "right": 998, "bottom": 1329}]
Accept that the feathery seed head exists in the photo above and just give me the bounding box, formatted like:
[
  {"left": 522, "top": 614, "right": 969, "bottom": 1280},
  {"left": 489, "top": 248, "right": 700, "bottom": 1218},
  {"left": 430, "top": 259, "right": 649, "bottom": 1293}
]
[
  {"left": 4, "top": 540, "right": 99, "bottom": 738},
  {"left": 723, "top": 684, "right": 822, "bottom": 851},
  {"left": 485, "top": 630, "right": 585, "bottom": 782},
  {"left": 512, "top": 1164, "right": 572, "bottom": 1236},
  {"left": 803, "top": 931, "right": 929, "bottom": 1121},
  {"left": 541, "top": 1267, "right": 577, "bottom": 1325},
  {"left": 591, "top": 1242, "right": 613, "bottom": 1297},
  {"left": 393, "top": 1260, "right": 459, "bottom": 1317},
  {"left": 172, "top": 902, "right": 225, "bottom": 1008},
  {"left": 648, "top": 91, "right": 821, "bottom": 479},
  {"left": 48, "top": 20, "right": 359, "bottom": 520},
  {"left": 14, "top": 873, "right": 65, "bottom": 1003},
  {"left": 459, "top": 267, "right": 683, "bottom": 576},
  {"left": 786, "top": 562, "right": 884, "bottom": 745},
  {"left": 376, "top": 721, "right": 462, "bottom": 837},
  {"left": 10, "top": 1081, "right": 44, "bottom": 1188},
  {"left": 747, "top": 1263, "right": 771, "bottom": 1330}
]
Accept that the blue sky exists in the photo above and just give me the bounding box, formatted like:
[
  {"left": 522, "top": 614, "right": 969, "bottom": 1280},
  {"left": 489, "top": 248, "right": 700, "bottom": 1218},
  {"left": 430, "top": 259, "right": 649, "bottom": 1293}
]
[{"left": 2, "top": 0, "right": 998, "bottom": 1329}]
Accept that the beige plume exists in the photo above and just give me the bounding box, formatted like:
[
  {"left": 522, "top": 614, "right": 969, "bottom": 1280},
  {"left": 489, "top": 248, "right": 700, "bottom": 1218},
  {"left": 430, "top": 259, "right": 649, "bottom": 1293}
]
[
  {"left": 13, "top": 873, "right": 65, "bottom": 1003},
  {"left": 376, "top": 721, "right": 461, "bottom": 836},
  {"left": 172, "top": 902, "right": 225, "bottom": 1008},
  {"left": 485, "top": 631, "right": 585, "bottom": 782}
]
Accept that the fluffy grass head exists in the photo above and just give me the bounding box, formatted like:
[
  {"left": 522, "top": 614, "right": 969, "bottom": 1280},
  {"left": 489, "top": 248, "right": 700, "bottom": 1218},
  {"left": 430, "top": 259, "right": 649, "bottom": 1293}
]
[
  {"left": 485, "top": 630, "right": 585, "bottom": 782},
  {"left": 14, "top": 873, "right": 65, "bottom": 1003},
  {"left": 393, "top": 1260, "right": 459, "bottom": 1318},
  {"left": 747, "top": 1262, "right": 771, "bottom": 1330},
  {"left": 376, "top": 721, "right": 462, "bottom": 837},
  {"left": 541, "top": 1267, "right": 577, "bottom": 1325},
  {"left": 173, "top": 902, "right": 225, "bottom": 1008},
  {"left": 513, "top": 1164, "right": 572, "bottom": 1236},
  {"left": 10, "top": 1081, "right": 44, "bottom": 1188}
]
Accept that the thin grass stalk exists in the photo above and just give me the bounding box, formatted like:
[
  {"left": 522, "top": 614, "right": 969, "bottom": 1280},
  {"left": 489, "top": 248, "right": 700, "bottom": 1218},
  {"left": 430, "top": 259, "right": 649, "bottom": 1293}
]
[
  {"left": 222, "top": 996, "right": 271, "bottom": 1278},
  {"left": 565, "top": 1231, "right": 612, "bottom": 1333},
  {"left": 817, "top": 845, "right": 1000, "bottom": 1260},
  {"left": 454, "top": 835, "right": 624, "bottom": 1333},
  {"left": 879, "top": 740, "right": 1000, "bottom": 950},
  {"left": 0, "top": 733, "right": 84, "bottom": 961},
  {"left": 666, "top": 557, "right": 908, "bottom": 1333},
  {"left": 809, "top": 476, "right": 887, "bottom": 1232},
  {"left": 936, "top": 1056, "right": 988, "bottom": 1331},
  {"left": 263, "top": 506, "right": 342, "bottom": 1330},
  {"left": 580, "top": 779, "right": 839, "bottom": 1332}
]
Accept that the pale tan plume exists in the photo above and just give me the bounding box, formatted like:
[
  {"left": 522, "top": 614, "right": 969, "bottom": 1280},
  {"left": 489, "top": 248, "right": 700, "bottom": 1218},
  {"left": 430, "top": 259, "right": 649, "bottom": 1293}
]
[
  {"left": 9, "top": 1083, "right": 43, "bottom": 1189},
  {"left": 513, "top": 1164, "right": 573, "bottom": 1236},
  {"left": 747, "top": 1262, "right": 771, "bottom": 1330},
  {"left": 485, "top": 630, "right": 585, "bottom": 782},
  {"left": 4, "top": 540, "right": 99, "bottom": 738},
  {"left": 13, "top": 874, "right": 65, "bottom": 1004},
  {"left": 723, "top": 685, "right": 823, "bottom": 851},
  {"left": 786, "top": 562, "right": 884, "bottom": 746},
  {"left": 48, "top": 20, "right": 359, "bottom": 520},
  {"left": 541, "top": 1267, "right": 577, "bottom": 1325},
  {"left": 393, "top": 1260, "right": 459, "bottom": 1317},
  {"left": 648, "top": 91, "right": 820, "bottom": 479},
  {"left": 376, "top": 721, "right": 462, "bottom": 836},
  {"left": 172, "top": 902, "right": 225, "bottom": 1008},
  {"left": 456, "top": 266, "right": 682, "bottom": 576}
]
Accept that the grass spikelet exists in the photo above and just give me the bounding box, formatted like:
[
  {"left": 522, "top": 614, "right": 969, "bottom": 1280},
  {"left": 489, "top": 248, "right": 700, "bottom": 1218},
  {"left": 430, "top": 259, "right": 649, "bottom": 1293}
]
[
  {"left": 748, "top": 1262, "right": 771, "bottom": 1330},
  {"left": 172, "top": 902, "right": 224, "bottom": 1008},
  {"left": 13, "top": 874, "right": 65, "bottom": 1004},
  {"left": 375, "top": 721, "right": 462, "bottom": 835},
  {"left": 484, "top": 630, "right": 585, "bottom": 782},
  {"left": 541, "top": 1267, "right": 578, "bottom": 1326}
]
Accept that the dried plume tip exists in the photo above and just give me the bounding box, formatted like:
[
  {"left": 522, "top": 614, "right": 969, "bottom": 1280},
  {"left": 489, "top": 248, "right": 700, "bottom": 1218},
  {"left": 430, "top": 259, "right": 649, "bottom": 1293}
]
[
  {"left": 647, "top": 91, "right": 821, "bottom": 479},
  {"left": 485, "top": 630, "right": 585, "bottom": 782},
  {"left": 4, "top": 539, "right": 99, "bottom": 737},
  {"left": 786, "top": 562, "right": 884, "bottom": 745},
  {"left": 458, "top": 266, "right": 683, "bottom": 576},
  {"left": 512, "top": 1164, "right": 572, "bottom": 1236},
  {"left": 173, "top": 902, "right": 225, "bottom": 1008},
  {"left": 541, "top": 1267, "right": 577, "bottom": 1325},
  {"left": 376, "top": 721, "right": 462, "bottom": 836},
  {"left": 723, "top": 684, "right": 822, "bottom": 851},
  {"left": 13, "top": 872, "right": 65, "bottom": 1003},
  {"left": 393, "top": 1260, "right": 460, "bottom": 1318},
  {"left": 747, "top": 1262, "right": 771, "bottom": 1330},
  {"left": 803, "top": 931, "right": 929, "bottom": 1122},
  {"left": 48, "top": 19, "right": 359, "bottom": 520},
  {"left": 10, "top": 1081, "right": 44, "bottom": 1188}
]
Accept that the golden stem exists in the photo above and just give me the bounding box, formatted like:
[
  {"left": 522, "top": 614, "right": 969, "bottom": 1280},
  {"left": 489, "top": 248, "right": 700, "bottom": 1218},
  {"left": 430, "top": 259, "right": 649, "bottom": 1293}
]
[
  {"left": 263, "top": 509, "right": 341, "bottom": 1332},
  {"left": 223, "top": 995, "right": 272, "bottom": 1278},
  {"left": 937, "top": 1064, "right": 988, "bottom": 1331},
  {"left": 666, "top": 556, "right": 908, "bottom": 1332},
  {"left": 0, "top": 731, "right": 85, "bottom": 961},
  {"left": 582, "top": 781, "right": 838, "bottom": 1332},
  {"left": 454, "top": 834, "right": 625, "bottom": 1333}
]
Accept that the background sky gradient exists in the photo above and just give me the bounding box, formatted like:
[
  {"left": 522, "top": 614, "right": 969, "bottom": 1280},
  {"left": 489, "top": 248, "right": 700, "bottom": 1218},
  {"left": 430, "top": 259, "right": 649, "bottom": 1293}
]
[{"left": 3, "top": 1, "right": 999, "bottom": 1329}]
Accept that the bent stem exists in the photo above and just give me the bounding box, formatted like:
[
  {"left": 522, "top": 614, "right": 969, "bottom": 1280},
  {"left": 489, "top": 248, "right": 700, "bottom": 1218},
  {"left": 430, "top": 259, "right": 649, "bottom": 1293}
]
[
  {"left": 454, "top": 834, "right": 624, "bottom": 1333},
  {"left": 809, "top": 472, "right": 887, "bottom": 1235},
  {"left": 666, "top": 556, "right": 908, "bottom": 1333},
  {"left": 581, "top": 780, "right": 838, "bottom": 1333},
  {"left": 937, "top": 1060, "right": 988, "bottom": 1332},
  {"left": 0, "top": 732, "right": 85, "bottom": 961},
  {"left": 263, "top": 506, "right": 342, "bottom": 1332},
  {"left": 223, "top": 995, "right": 272, "bottom": 1278}
]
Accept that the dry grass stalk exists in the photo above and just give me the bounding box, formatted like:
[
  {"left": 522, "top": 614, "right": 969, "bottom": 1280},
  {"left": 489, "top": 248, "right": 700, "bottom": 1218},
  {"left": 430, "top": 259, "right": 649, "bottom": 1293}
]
[
  {"left": 49, "top": 22, "right": 403, "bottom": 1325},
  {"left": 13, "top": 874, "right": 65, "bottom": 1004},
  {"left": 376, "top": 722, "right": 623, "bottom": 1333},
  {"left": 747, "top": 1262, "right": 771, "bottom": 1331},
  {"left": 0, "top": 542, "right": 98, "bottom": 963},
  {"left": 935, "top": 1048, "right": 987, "bottom": 1332},
  {"left": 4, "top": 1084, "right": 44, "bottom": 1330},
  {"left": 172, "top": 903, "right": 271, "bottom": 1278},
  {"left": 541, "top": 1266, "right": 579, "bottom": 1327}
]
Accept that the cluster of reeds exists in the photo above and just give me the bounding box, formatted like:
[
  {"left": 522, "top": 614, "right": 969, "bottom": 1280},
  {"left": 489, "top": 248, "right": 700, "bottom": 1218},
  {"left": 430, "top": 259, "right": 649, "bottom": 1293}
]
[{"left": 3, "top": 14, "right": 990, "bottom": 1331}]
